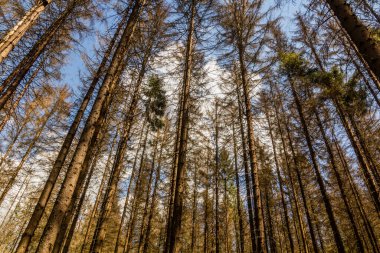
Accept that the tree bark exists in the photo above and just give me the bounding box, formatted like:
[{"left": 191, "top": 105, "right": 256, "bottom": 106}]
[
  {"left": 325, "top": 0, "right": 380, "bottom": 89},
  {"left": 0, "top": 0, "right": 53, "bottom": 63},
  {"left": 35, "top": 1, "right": 144, "bottom": 251}
]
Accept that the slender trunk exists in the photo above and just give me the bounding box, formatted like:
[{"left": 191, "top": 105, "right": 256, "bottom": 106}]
[
  {"left": 264, "top": 186, "right": 276, "bottom": 253},
  {"left": 203, "top": 156, "right": 210, "bottom": 253},
  {"left": 0, "top": 102, "right": 56, "bottom": 205},
  {"left": 15, "top": 15, "right": 125, "bottom": 252},
  {"left": 0, "top": 0, "right": 53, "bottom": 63},
  {"left": 231, "top": 122, "right": 245, "bottom": 253},
  {"left": 142, "top": 124, "right": 168, "bottom": 253},
  {"left": 191, "top": 164, "right": 198, "bottom": 253},
  {"left": 80, "top": 132, "right": 118, "bottom": 253},
  {"left": 0, "top": 1, "right": 77, "bottom": 109},
  {"left": 137, "top": 135, "right": 159, "bottom": 253},
  {"left": 288, "top": 78, "right": 345, "bottom": 252},
  {"left": 312, "top": 104, "right": 364, "bottom": 252},
  {"left": 271, "top": 84, "right": 317, "bottom": 253},
  {"left": 35, "top": 2, "right": 144, "bottom": 251},
  {"left": 264, "top": 106, "right": 294, "bottom": 253},
  {"left": 114, "top": 120, "right": 147, "bottom": 253},
  {"left": 60, "top": 140, "right": 102, "bottom": 253},
  {"left": 236, "top": 84, "right": 256, "bottom": 252},
  {"left": 122, "top": 126, "right": 149, "bottom": 253},
  {"left": 214, "top": 101, "right": 220, "bottom": 253},
  {"left": 0, "top": 61, "right": 42, "bottom": 133},
  {"left": 332, "top": 133, "right": 380, "bottom": 253},
  {"left": 237, "top": 37, "right": 266, "bottom": 253},
  {"left": 165, "top": 1, "right": 196, "bottom": 252},
  {"left": 91, "top": 33, "right": 154, "bottom": 252},
  {"left": 325, "top": 0, "right": 380, "bottom": 84}
]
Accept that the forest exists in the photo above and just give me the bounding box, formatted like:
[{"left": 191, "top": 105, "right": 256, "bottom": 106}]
[{"left": 0, "top": 0, "right": 379, "bottom": 252}]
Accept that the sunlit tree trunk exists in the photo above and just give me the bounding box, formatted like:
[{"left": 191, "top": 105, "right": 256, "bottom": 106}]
[{"left": 0, "top": 0, "right": 53, "bottom": 63}]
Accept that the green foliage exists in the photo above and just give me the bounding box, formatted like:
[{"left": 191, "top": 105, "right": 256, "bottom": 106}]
[{"left": 144, "top": 75, "right": 167, "bottom": 131}]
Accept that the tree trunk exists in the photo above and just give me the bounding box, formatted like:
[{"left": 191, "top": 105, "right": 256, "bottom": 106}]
[
  {"left": 231, "top": 122, "right": 245, "bottom": 253},
  {"left": 288, "top": 77, "right": 345, "bottom": 252},
  {"left": 142, "top": 123, "right": 168, "bottom": 253},
  {"left": 35, "top": 1, "right": 144, "bottom": 251},
  {"left": 271, "top": 83, "right": 318, "bottom": 253},
  {"left": 0, "top": 0, "right": 53, "bottom": 63},
  {"left": 80, "top": 132, "right": 118, "bottom": 253},
  {"left": 264, "top": 105, "right": 294, "bottom": 253},
  {"left": 165, "top": 1, "right": 196, "bottom": 252},
  {"left": 0, "top": 1, "right": 77, "bottom": 109},
  {"left": 325, "top": 0, "right": 380, "bottom": 84},
  {"left": 15, "top": 12, "right": 125, "bottom": 253}
]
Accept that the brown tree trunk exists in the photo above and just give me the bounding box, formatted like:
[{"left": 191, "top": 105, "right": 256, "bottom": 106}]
[
  {"left": 35, "top": 1, "right": 144, "bottom": 251},
  {"left": 325, "top": 0, "right": 380, "bottom": 84},
  {"left": 91, "top": 28, "right": 155, "bottom": 252},
  {"left": 288, "top": 78, "right": 345, "bottom": 252},
  {"left": 0, "top": 1, "right": 77, "bottom": 109},
  {"left": 165, "top": 1, "right": 196, "bottom": 252},
  {"left": 79, "top": 132, "right": 118, "bottom": 253},
  {"left": 272, "top": 84, "right": 318, "bottom": 253},
  {"left": 142, "top": 123, "right": 168, "bottom": 253},
  {"left": 236, "top": 84, "right": 257, "bottom": 252},
  {"left": 231, "top": 122, "right": 245, "bottom": 253},
  {"left": 264, "top": 105, "right": 294, "bottom": 253},
  {"left": 0, "top": 0, "right": 53, "bottom": 63},
  {"left": 312, "top": 104, "right": 364, "bottom": 252},
  {"left": 214, "top": 101, "right": 220, "bottom": 253},
  {"left": 15, "top": 12, "right": 125, "bottom": 253}
]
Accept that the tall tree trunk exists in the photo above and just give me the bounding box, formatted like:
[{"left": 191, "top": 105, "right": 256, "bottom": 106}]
[
  {"left": 324, "top": 0, "right": 380, "bottom": 84},
  {"left": 237, "top": 36, "right": 266, "bottom": 253},
  {"left": 114, "top": 120, "right": 147, "bottom": 253},
  {"left": 91, "top": 29, "right": 155, "bottom": 252},
  {"left": 231, "top": 122, "right": 245, "bottom": 253},
  {"left": 0, "top": 1, "right": 77, "bottom": 109},
  {"left": 137, "top": 134, "right": 159, "bottom": 253},
  {"left": 271, "top": 84, "right": 317, "bottom": 253},
  {"left": 312, "top": 103, "right": 364, "bottom": 252},
  {"left": 0, "top": 100, "right": 57, "bottom": 205},
  {"left": 122, "top": 126, "right": 149, "bottom": 253},
  {"left": 35, "top": 2, "right": 144, "bottom": 251},
  {"left": 165, "top": 1, "right": 196, "bottom": 252},
  {"left": 80, "top": 132, "right": 118, "bottom": 253},
  {"left": 236, "top": 82, "right": 256, "bottom": 252},
  {"left": 0, "top": 0, "right": 53, "bottom": 63},
  {"left": 15, "top": 12, "right": 125, "bottom": 253},
  {"left": 264, "top": 105, "right": 294, "bottom": 253},
  {"left": 142, "top": 123, "right": 168, "bottom": 253},
  {"left": 214, "top": 101, "right": 220, "bottom": 253},
  {"left": 190, "top": 163, "right": 198, "bottom": 253},
  {"left": 288, "top": 77, "right": 345, "bottom": 252}
]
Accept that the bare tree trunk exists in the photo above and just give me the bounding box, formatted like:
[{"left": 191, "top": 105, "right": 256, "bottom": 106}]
[
  {"left": 142, "top": 123, "right": 168, "bottom": 253},
  {"left": 35, "top": 1, "right": 144, "bottom": 251},
  {"left": 271, "top": 84, "right": 317, "bottom": 253},
  {"left": 236, "top": 83, "right": 256, "bottom": 252},
  {"left": 191, "top": 164, "right": 198, "bottom": 253},
  {"left": 325, "top": 0, "right": 380, "bottom": 84},
  {"left": 231, "top": 122, "right": 245, "bottom": 253},
  {"left": 122, "top": 126, "right": 149, "bottom": 253},
  {"left": 0, "top": 100, "right": 57, "bottom": 205},
  {"left": 0, "top": 0, "right": 53, "bottom": 63},
  {"left": 80, "top": 132, "right": 118, "bottom": 253},
  {"left": 165, "top": 1, "right": 196, "bottom": 252},
  {"left": 0, "top": 1, "right": 77, "bottom": 109},
  {"left": 264, "top": 105, "right": 294, "bottom": 253},
  {"left": 214, "top": 101, "right": 220, "bottom": 253},
  {"left": 288, "top": 78, "right": 345, "bottom": 252},
  {"left": 15, "top": 12, "right": 125, "bottom": 252},
  {"left": 312, "top": 103, "right": 364, "bottom": 252}
]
